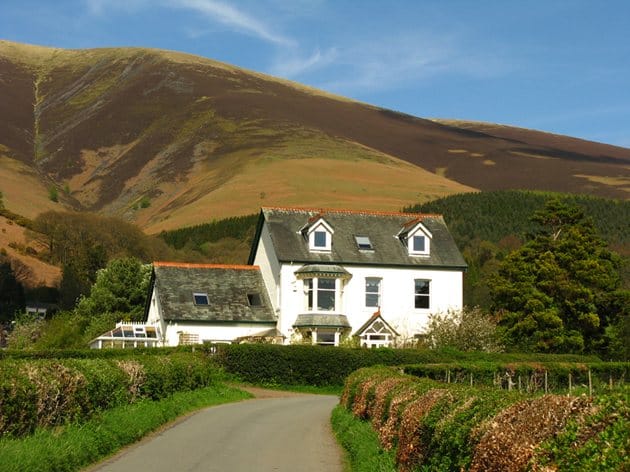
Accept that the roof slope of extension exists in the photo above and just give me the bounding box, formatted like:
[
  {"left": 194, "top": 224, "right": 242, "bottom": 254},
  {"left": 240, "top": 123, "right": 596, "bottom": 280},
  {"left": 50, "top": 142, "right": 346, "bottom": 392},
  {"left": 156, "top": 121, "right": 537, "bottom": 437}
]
[
  {"left": 147, "top": 262, "right": 276, "bottom": 323},
  {"left": 248, "top": 207, "right": 467, "bottom": 269}
]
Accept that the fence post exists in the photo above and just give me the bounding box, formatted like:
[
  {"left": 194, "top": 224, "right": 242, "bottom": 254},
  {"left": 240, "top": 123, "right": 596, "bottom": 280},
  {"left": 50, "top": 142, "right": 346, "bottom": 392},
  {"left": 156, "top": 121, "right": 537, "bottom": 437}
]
[
  {"left": 588, "top": 369, "right": 593, "bottom": 397},
  {"left": 568, "top": 372, "right": 572, "bottom": 396},
  {"left": 518, "top": 375, "right": 522, "bottom": 392},
  {"left": 544, "top": 370, "right": 548, "bottom": 394},
  {"left": 470, "top": 372, "right": 473, "bottom": 387}
]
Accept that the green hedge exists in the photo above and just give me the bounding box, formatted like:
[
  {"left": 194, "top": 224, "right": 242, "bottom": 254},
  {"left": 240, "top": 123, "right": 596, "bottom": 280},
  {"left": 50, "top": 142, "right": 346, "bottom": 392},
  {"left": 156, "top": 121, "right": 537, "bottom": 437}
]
[
  {"left": 211, "top": 343, "right": 600, "bottom": 387},
  {"left": 0, "top": 346, "right": 192, "bottom": 360},
  {"left": 340, "top": 366, "right": 629, "bottom": 471},
  {"left": 0, "top": 352, "right": 218, "bottom": 438},
  {"left": 404, "top": 361, "right": 629, "bottom": 393}
]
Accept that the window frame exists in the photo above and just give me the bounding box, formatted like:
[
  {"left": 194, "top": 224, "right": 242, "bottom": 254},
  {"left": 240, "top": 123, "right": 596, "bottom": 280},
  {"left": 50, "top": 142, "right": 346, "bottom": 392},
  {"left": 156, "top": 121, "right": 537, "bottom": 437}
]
[
  {"left": 193, "top": 292, "right": 210, "bottom": 306},
  {"left": 355, "top": 235, "right": 373, "bottom": 251},
  {"left": 304, "top": 277, "right": 339, "bottom": 312},
  {"left": 365, "top": 277, "right": 381, "bottom": 308},
  {"left": 414, "top": 279, "right": 430, "bottom": 309}
]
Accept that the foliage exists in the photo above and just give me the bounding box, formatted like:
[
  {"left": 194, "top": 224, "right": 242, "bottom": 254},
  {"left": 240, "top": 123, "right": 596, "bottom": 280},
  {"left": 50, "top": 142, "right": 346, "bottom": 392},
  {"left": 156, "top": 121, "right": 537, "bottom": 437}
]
[
  {"left": 74, "top": 257, "right": 151, "bottom": 321},
  {"left": 5, "top": 313, "right": 45, "bottom": 349},
  {"left": 0, "top": 259, "right": 25, "bottom": 322},
  {"left": 47, "top": 186, "right": 58, "bottom": 203},
  {"left": 0, "top": 352, "right": 220, "bottom": 438},
  {"left": 405, "top": 190, "right": 630, "bottom": 249},
  {"left": 406, "top": 191, "right": 630, "bottom": 313},
  {"left": 422, "top": 307, "right": 504, "bottom": 352},
  {"left": 340, "top": 366, "right": 628, "bottom": 472},
  {"left": 212, "top": 343, "right": 598, "bottom": 387},
  {"left": 29, "top": 311, "right": 85, "bottom": 350},
  {"left": 532, "top": 388, "right": 630, "bottom": 471},
  {"left": 32, "top": 211, "right": 172, "bottom": 305},
  {"left": 160, "top": 213, "right": 258, "bottom": 249},
  {"left": 331, "top": 405, "right": 396, "bottom": 472},
  {"left": 491, "top": 199, "right": 626, "bottom": 353},
  {"left": 0, "top": 384, "right": 250, "bottom": 472}
]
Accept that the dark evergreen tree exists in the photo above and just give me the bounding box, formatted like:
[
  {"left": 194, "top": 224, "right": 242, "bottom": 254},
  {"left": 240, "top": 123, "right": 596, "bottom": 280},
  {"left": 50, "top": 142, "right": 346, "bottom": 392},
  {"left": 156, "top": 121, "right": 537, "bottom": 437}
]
[{"left": 491, "top": 199, "right": 626, "bottom": 353}]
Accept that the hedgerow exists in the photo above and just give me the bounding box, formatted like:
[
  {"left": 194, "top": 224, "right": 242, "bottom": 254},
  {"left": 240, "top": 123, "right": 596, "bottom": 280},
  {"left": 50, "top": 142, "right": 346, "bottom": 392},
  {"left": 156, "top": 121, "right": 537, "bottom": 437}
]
[
  {"left": 339, "top": 366, "right": 629, "bottom": 471},
  {"left": 0, "top": 352, "right": 218, "bottom": 438},
  {"left": 211, "top": 343, "right": 599, "bottom": 387}
]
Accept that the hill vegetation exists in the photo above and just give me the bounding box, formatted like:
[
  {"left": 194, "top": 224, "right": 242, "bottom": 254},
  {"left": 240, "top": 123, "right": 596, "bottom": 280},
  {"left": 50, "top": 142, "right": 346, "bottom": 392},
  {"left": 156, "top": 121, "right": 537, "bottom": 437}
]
[{"left": 1, "top": 40, "right": 628, "bottom": 234}]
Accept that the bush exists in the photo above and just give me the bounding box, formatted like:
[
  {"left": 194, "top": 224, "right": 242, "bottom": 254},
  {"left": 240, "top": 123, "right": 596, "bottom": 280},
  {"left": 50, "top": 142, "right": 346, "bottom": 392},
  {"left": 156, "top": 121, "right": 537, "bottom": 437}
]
[
  {"left": 339, "top": 367, "right": 628, "bottom": 471},
  {"left": 422, "top": 307, "right": 504, "bottom": 352},
  {"left": 0, "top": 352, "right": 218, "bottom": 438},
  {"left": 212, "top": 343, "right": 600, "bottom": 387}
]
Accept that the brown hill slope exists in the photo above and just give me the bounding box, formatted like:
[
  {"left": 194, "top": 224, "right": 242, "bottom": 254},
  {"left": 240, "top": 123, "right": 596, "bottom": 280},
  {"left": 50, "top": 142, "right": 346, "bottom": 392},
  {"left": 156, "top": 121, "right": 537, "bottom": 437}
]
[{"left": 0, "top": 40, "right": 628, "bottom": 234}]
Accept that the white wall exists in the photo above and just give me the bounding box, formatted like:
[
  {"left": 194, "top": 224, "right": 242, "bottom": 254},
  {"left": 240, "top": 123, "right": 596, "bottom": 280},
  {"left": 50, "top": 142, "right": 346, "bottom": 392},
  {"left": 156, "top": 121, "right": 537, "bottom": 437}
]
[
  {"left": 162, "top": 322, "right": 277, "bottom": 346},
  {"left": 278, "top": 263, "right": 463, "bottom": 343}
]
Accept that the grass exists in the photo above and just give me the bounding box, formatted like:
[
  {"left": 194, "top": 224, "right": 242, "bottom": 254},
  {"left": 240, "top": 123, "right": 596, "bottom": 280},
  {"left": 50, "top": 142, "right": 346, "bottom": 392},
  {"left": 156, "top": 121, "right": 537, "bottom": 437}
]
[
  {"left": 0, "top": 383, "right": 251, "bottom": 472},
  {"left": 331, "top": 405, "right": 396, "bottom": 472}
]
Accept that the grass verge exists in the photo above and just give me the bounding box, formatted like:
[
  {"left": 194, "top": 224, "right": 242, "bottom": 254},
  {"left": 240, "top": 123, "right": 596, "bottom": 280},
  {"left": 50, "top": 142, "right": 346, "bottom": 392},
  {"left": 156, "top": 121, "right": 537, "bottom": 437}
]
[
  {"left": 331, "top": 405, "right": 396, "bottom": 472},
  {"left": 0, "top": 384, "right": 251, "bottom": 472}
]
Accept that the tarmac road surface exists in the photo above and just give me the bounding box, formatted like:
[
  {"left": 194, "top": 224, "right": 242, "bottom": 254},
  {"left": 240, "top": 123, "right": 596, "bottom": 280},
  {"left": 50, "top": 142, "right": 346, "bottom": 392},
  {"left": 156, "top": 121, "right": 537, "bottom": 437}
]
[{"left": 89, "top": 393, "right": 343, "bottom": 472}]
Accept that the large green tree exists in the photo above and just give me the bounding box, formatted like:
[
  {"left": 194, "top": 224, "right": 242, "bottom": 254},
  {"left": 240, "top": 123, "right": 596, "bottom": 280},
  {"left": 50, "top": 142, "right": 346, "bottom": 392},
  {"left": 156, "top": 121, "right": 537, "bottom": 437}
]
[
  {"left": 75, "top": 257, "right": 152, "bottom": 321},
  {"left": 491, "top": 199, "right": 626, "bottom": 353}
]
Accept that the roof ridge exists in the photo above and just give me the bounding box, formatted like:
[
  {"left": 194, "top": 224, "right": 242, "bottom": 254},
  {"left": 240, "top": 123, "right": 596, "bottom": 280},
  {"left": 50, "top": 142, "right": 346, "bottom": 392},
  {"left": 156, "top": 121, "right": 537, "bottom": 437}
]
[
  {"left": 261, "top": 206, "right": 442, "bottom": 218},
  {"left": 154, "top": 262, "right": 260, "bottom": 270}
]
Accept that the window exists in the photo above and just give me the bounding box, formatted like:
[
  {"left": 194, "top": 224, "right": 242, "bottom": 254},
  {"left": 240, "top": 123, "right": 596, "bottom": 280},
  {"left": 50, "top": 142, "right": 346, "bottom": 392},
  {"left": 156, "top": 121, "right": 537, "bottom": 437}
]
[
  {"left": 247, "top": 293, "right": 262, "bottom": 306},
  {"left": 304, "top": 278, "right": 337, "bottom": 311},
  {"left": 355, "top": 235, "right": 373, "bottom": 250},
  {"left": 313, "top": 231, "right": 327, "bottom": 248},
  {"left": 413, "top": 235, "right": 425, "bottom": 252},
  {"left": 193, "top": 292, "right": 209, "bottom": 305},
  {"left": 365, "top": 277, "right": 381, "bottom": 307},
  {"left": 414, "top": 279, "right": 430, "bottom": 309}
]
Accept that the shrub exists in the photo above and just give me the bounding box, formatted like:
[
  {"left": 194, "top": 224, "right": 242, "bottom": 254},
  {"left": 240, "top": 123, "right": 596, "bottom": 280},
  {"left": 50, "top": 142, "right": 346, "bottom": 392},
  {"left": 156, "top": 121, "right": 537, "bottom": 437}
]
[
  {"left": 0, "top": 353, "right": 218, "bottom": 438},
  {"left": 339, "top": 367, "right": 628, "bottom": 471}
]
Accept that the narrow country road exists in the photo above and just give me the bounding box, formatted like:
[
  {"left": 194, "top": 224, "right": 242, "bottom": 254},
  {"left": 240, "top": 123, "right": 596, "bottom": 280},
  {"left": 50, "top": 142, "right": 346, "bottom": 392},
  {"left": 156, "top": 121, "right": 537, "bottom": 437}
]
[{"left": 89, "top": 392, "right": 343, "bottom": 472}]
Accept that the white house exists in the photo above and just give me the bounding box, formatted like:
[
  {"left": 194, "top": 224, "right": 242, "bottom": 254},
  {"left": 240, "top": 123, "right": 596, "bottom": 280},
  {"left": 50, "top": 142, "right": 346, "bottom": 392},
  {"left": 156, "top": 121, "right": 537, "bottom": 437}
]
[
  {"left": 143, "top": 262, "right": 279, "bottom": 346},
  {"left": 91, "top": 207, "right": 465, "bottom": 349},
  {"left": 248, "top": 207, "right": 467, "bottom": 347}
]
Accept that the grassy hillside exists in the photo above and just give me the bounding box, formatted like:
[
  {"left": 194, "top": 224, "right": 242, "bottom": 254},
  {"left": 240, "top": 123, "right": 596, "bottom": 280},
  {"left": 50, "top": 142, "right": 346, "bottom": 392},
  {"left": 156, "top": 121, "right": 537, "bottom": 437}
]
[{"left": 1, "top": 40, "right": 629, "bottom": 235}]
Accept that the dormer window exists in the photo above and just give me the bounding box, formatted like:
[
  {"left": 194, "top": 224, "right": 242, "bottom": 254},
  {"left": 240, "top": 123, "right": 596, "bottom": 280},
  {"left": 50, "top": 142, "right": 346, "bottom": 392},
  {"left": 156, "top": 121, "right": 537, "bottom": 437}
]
[
  {"left": 304, "top": 218, "right": 333, "bottom": 252},
  {"left": 400, "top": 220, "right": 431, "bottom": 256},
  {"left": 314, "top": 230, "right": 327, "bottom": 248},
  {"left": 412, "top": 235, "right": 425, "bottom": 252}
]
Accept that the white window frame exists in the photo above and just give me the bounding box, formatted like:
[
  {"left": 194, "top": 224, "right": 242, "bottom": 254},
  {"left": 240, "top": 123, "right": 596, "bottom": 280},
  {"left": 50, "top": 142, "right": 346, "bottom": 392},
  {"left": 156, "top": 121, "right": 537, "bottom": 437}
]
[
  {"left": 365, "top": 277, "right": 381, "bottom": 308},
  {"left": 307, "top": 220, "right": 334, "bottom": 252},
  {"left": 414, "top": 279, "right": 430, "bottom": 309},
  {"left": 304, "top": 277, "right": 339, "bottom": 312},
  {"left": 408, "top": 229, "right": 431, "bottom": 256}
]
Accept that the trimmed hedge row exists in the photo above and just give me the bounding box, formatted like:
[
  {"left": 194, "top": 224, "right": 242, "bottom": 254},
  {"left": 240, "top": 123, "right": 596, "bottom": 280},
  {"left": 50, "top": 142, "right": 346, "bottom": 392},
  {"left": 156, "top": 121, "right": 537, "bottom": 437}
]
[
  {"left": 211, "top": 343, "right": 600, "bottom": 386},
  {"left": 340, "top": 366, "right": 629, "bottom": 471},
  {"left": 404, "top": 361, "right": 629, "bottom": 393},
  {"left": 0, "top": 352, "right": 218, "bottom": 437},
  {"left": 0, "top": 346, "right": 192, "bottom": 360}
]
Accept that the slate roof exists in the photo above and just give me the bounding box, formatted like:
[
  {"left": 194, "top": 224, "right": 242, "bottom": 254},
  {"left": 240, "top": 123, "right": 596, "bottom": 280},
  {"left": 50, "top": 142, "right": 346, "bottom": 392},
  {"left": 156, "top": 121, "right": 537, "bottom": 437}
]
[
  {"left": 147, "top": 262, "right": 276, "bottom": 323},
  {"left": 249, "top": 207, "right": 467, "bottom": 269}
]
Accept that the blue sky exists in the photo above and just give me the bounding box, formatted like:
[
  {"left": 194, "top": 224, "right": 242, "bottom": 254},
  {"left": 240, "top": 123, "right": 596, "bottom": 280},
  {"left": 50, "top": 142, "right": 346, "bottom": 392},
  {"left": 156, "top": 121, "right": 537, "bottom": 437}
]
[{"left": 2, "top": 0, "right": 629, "bottom": 147}]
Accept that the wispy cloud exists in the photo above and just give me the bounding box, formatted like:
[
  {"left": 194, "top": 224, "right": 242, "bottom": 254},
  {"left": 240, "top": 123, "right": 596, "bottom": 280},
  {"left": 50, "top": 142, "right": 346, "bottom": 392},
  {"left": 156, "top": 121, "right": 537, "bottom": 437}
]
[
  {"left": 270, "top": 32, "right": 510, "bottom": 95},
  {"left": 269, "top": 47, "right": 338, "bottom": 77},
  {"left": 173, "top": 0, "right": 294, "bottom": 46},
  {"left": 84, "top": 0, "right": 294, "bottom": 46}
]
